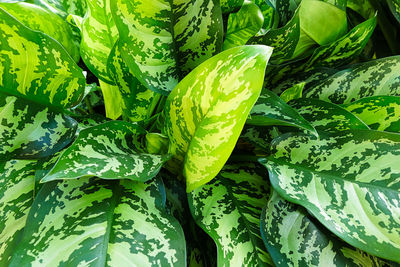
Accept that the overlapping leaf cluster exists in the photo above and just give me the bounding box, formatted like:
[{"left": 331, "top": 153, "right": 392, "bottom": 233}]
[{"left": 1, "top": 0, "right": 400, "bottom": 266}]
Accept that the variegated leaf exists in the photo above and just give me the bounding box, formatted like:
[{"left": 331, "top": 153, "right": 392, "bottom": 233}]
[
  {"left": 34, "top": 0, "right": 87, "bottom": 18},
  {"left": 275, "top": 0, "right": 298, "bottom": 26},
  {"left": 42, "top": 121, "right": 169, "bottom": 182},
  {"left": 0, "top": 7, "right": 85, "bottom": 110},
  {"left": 280, "top": 82, "right": 304, "bottom": 102},
  {"left": 253, "top": 0, "right": 277, "bottom": 32},
  {"left": 347, "top": 0, "right": 376, "bottom": 18},
  {"left": 241, "top": 125, "right": 280, "bottom": 151},
  {"left": 289, "top": 98, "right": 370, "bottom": 133},
  {"left": 248, "top": 89, "right": 317, "bottom": 135},
  {"left": 220, "top": 0, "right": 244, "bottom": 13},
  {"left": 164, "top": 45, "right": 273, "bottom": 192},
  {"left": 343, "top": 96, "right": 400, "bottom": 133},
  {"left": 260, "top": 130, "right": 400, "bottom": 262},
  {"left": 0, "top": 160, "right": 36, "bottom": 266},
  {"left": 111, "top": 0, "right": 224, "bottom": 94},
  {"left": 387, "top": 0, "right": 400, "bottom": 23},
  {"left": 10, "top": 177, "right": 186, "bottom": 266},
  {"left": 189, "top": 163, "right": 273, "bottom": 266},
  {"left": 0, "top": 2, "right": 80, "bottom": 62},
  {"left": 262, "top": 190, "right": 396, "bottom": 266},
  {"left": 223, "top": 1, "right": 264, "bottom": 50},
  {"left": 0, "top": 94, "right": 77, "bottom": 160},
  {"left": 107, "top": 40, "right": 156, "bottom": 122},
  {"left": 305, "top": 56, "right": 400, "bottom": 104}
]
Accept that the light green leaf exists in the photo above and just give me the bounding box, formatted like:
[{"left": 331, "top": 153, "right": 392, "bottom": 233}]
[
  {"left": 0, "top": 2, "right": 80, "bottom": 62},
  {"left": 305, "top": 56, "right": 400, "bottom": 104},
  {"left": 280, "top": 82, "right": 304, "bottom": 102},
  {"left": 189, "top": 163, "right": 273, "bottom": 266},
  {"left": 34, "top": 0, "right": 87, "bottom": 18},
  {"left": 42, "top": 121, "right": 170, "bottom": 182},
  {"left": 99, "top": 80, "right": 123, "bottom": 120},
  {"left": 10, "top": 177, "right": 186, "bottom": 266},
  {"left": 343, "top": 96, "right": 400, "bottom": 133},
  {"left": 253, "top": 0, "right": 277, "bottom": 32},
  {"left": 248, "top": 89, "right": 317, "bottom": 135},
  {"left": 223, "top": 1, "right": 264, "bottom": 50},
  {"left": 164, "top": 45, "right": 272, "bottom": 192},
  {"left": 347, "top": 0, "right": 375, "bottom": 18},
  {"left": 262, "top": 190, "right": 396, "bottom": 266},
  {"left": 0, "top": 7, "right": 85, "bottom": 110},
  {"left": 290, "top": 98, "right": 370, "bottom": 133},
  {"left": 260, "top": 130, "right": 400, "bottom": 262},
  {"left": 0, "top": 160, "right": 36, "bottom": 267},
  {"left": 111, "top": 0, "right": 224, "bottom": 94}
]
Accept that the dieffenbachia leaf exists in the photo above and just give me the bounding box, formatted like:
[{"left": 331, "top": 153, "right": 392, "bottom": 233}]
[
  {"left": 164, "top": 45, "right": 273, "bottom": 192},
  {"left": 0, "top": 160, "right": 36, "bottom": 266},
  {"left": 42, "top": 121, "right": 170, "bottom": 182},
  {"left": 280, "top": 82, "right": 304, "bottom": 102},
  {"left": 98, "top": 80, "right": 123, "bottom": 120},
  {"left": 223, "top": 1, "right": 264, "bottom": 50},
  {"left": 189, "top": 163, "right": 273, "bottom": 266},
  {"left": 343, "top": 96, "right": 400, "bottom": 133},
  {"left": 34, "top": 0, "right": 87, "bottom": 18},
  {"left": 10, "top": 177, "right": 186, "bottom": 266},
  {"left": 107, "top": 41, "right": 155, "bottom": 122},
  {"left": 247, "top": 89, "right": 317, "bottom": 135},
  {"left": 262, "top": 190, "right": 396, "bottom": 266},
  {"left": 253, "top": 0, "right": 277, "bottom": 32},
  {"left": 0, "top": 7, "right": 85, "bottom": 110},
  {"left": 241, "top": 125, "right": 281, "bottom": 151},
  {"left": 347, "top": 0, "right": 375, "bottom": 19},
  {"left": 305, "top": 56, "right": 400, "bottom": 104},
  {"left": 260, "top": 130, "right": 400, "bottom": 262},
  {"left": 289, "top": 98, "right": 370, "bottom": 133},
  {"left": 111, "top": 0, "right": 224, "bottom": 94},
  {"left": 303, "top": 15, "right": 377, "bottom": 70},
  {"left": 220, "top": 0, "right": 244, "bottom": 13},
  {"left": 387, "top": 0, "right": 400, "bottom": 23},
  {"left": 0, "top": 95, "right": 77, "bottom": 160},
  {"left": 275, "top": 0, "right": 298, "bottom": 26},
  {"left": 0, "top": 2, "right": 80, "bottom": 62}
]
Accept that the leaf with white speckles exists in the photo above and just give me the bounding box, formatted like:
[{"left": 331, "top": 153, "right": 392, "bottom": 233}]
[
  {"left": 260, "top": 130, "right": 400, "bottom": 262},
  {"left": 42, "top": 121, "right": 170, "bottom": 182},
  {"left": 164, "top": 45, "right": 273, "bottom": 192},
  {"left": 189, "top": 163, "right": 273, "bottom": 266}
]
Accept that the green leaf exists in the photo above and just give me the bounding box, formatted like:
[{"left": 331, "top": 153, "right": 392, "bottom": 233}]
[
  {"left": 98, "top": 80, "right": 123, "bottom": 120},
  {"left": 253, "top": 0, "right": 277, "bottom": 31},
  {"left": 34, "top": 0, "right": 87, "bottom": 18},
  {"left": 111, "top": 0, "right": 224, "bottom": 94},
  {"left": 262, "top": 190, "right": 396, "bottom": 266},
  {"left": 0, "top": 94, "right": 77, "bottom": 160},
  {"left": 164, "top": 45, "right": 272, "bottom": 192},
  {"left": 275, "top": 0, "right": 298, "bottom": 26},
  {"left": 0, "top": 160, "right": 36, "bottom": 267},
  {"left": 223, "top": 1, "right": 264, "bottom": 50},
  {"left": 289, "top": 98, "right": 370, "bottom": 133},
  {"left": 0, "top": 7, "right": 85, "bottom": 110},
  {"left": 260, "top": 130, "right": 400, "bottom": 262},
  {"left": 280, "top": 82, "right": 304, "bottom": 102},
  {"left": 220, "top": 0, "right": 244, "bottom": 13},
  {"left": 387, "top": 0, "right": 400, "bottom": 23},
  {"left": 347, "top": 0, "right": 375, "bottom": 18},
  {"left": 189, "top": 163, "right": 273, "bottom": 266},
  {"left": 343, "top": 96, "right": 400, "bottom": 133},
  {"left": 241, "top": 125, "right": 280, "bottom": 151},
  {"left": 247, "top": 90, "right": 317, "bottom": 135},
  {"left": 0, "top": 2, "right": 80, "bottom": 62},
  {"left": 305, "top": 56, "right": 400, "bottom": 104},
  {"left": 41, "top": 121, "right": 170, "bottom": 182},
  {"left": 10, "top": 177, "right": 186, "bottom": 266}
]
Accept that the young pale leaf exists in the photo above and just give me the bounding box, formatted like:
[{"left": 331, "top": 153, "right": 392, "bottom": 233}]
[
  {"left": 0, "top": 95, "right": 77, "bottom": 160},
  {"left": 343, "top": 96, "right": 400, "bottom": 133},
  {"left": 0, "top": 2, "right": 79, "bottom": 62},
  {"left": 260, "top": 130, "right": 400, "bottom": 262},
  {"left": 34, "top": 0, "right": 87, "bottom": 18},
  {"left": 0, "top": 7, "right": 85, "bottom": 110},
  {"left": 305, "top": 56, "right": 400, "bottom": 104},
  {"left": 98, "top": 80, "right": 123, "bottom": 120},
  {"left": 164, "top": 45, "right": 273, "bottom": 192},
  {"left": 189, "top": 163, "right": 273, "bottom": 266},
  {"left": 280, "top": 82, "right": 304, "bottom": 102},
  {"left": 111, "top": 0, "right": 224, "bottom": 94},
  {"left": 262, "top": 190, "right": 396, "bottom": 266},
  {"left": 42, "top": 121, "right": 169, "bottom": 182},
  {"left": 223, "top": 1, "right": 264, "bottom": 50},
  {"left": 10, "top": 177, "right": 186, "bottom": 266},
  {"left": 289, "top": 98, "right": 370, "bottom": 133},
  {"left": 0, "top": 160, "right": 36, "bottom": 267},
  {"left": 247, "top": 90, "right": 317, "bottom": 135}
]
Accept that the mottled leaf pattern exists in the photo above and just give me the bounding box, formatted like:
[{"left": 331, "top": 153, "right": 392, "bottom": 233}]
[
  {"left": 189, "top": 163, "right": 273, "bottom": 266},
  {"left": 164, "top": 45, "right": 272, "bottom": 191},
  {"left": 111, "top": 0, "right": 224, "bottom": 94},
  {"left": 34, "top": 0, "right": 87, "bottom": 18},
  {"left": 260, "top": 130, "right": 400, "bottom": 262},
  {"left": 241, "top": 125, "right": 280, "bottom": 151},
  {"left": 220, "top": 0, "right": 244, "bottom": 13},
  {"left": 10, "top": 177, "right": 186, "bottom": 266},
  {"left": 42, "top": 121, "right": 169, "bottom": 182},
  {"left": 387, "top": 0, "right": 400, "bottom": 23}
]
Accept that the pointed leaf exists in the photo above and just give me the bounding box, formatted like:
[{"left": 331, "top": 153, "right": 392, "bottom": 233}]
[{"left": 98, "top": 80, "right": 123, "bottom": 120}]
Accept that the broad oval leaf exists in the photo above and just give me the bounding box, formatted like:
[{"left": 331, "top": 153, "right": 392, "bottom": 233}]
[
  {"left": 260, "top": 130, "right": 400, "bottom": 262},
  {"left": 111, "top": 0, "right": 224, "bottom": 94},
  {"left": 189, "top": 163, "right": 273, "bottom": 266},
  {"left": 262, "top": 190, "right": 396, "bottom": 266},
  {"left": 10, "top": 177, "right": 186, "bottom": 266},
  {"left": 164, "top": 45, "right": 273, "bottom": 192},
  {"left": 42, "top": 121, "right": 170, "bottom": 182}
]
